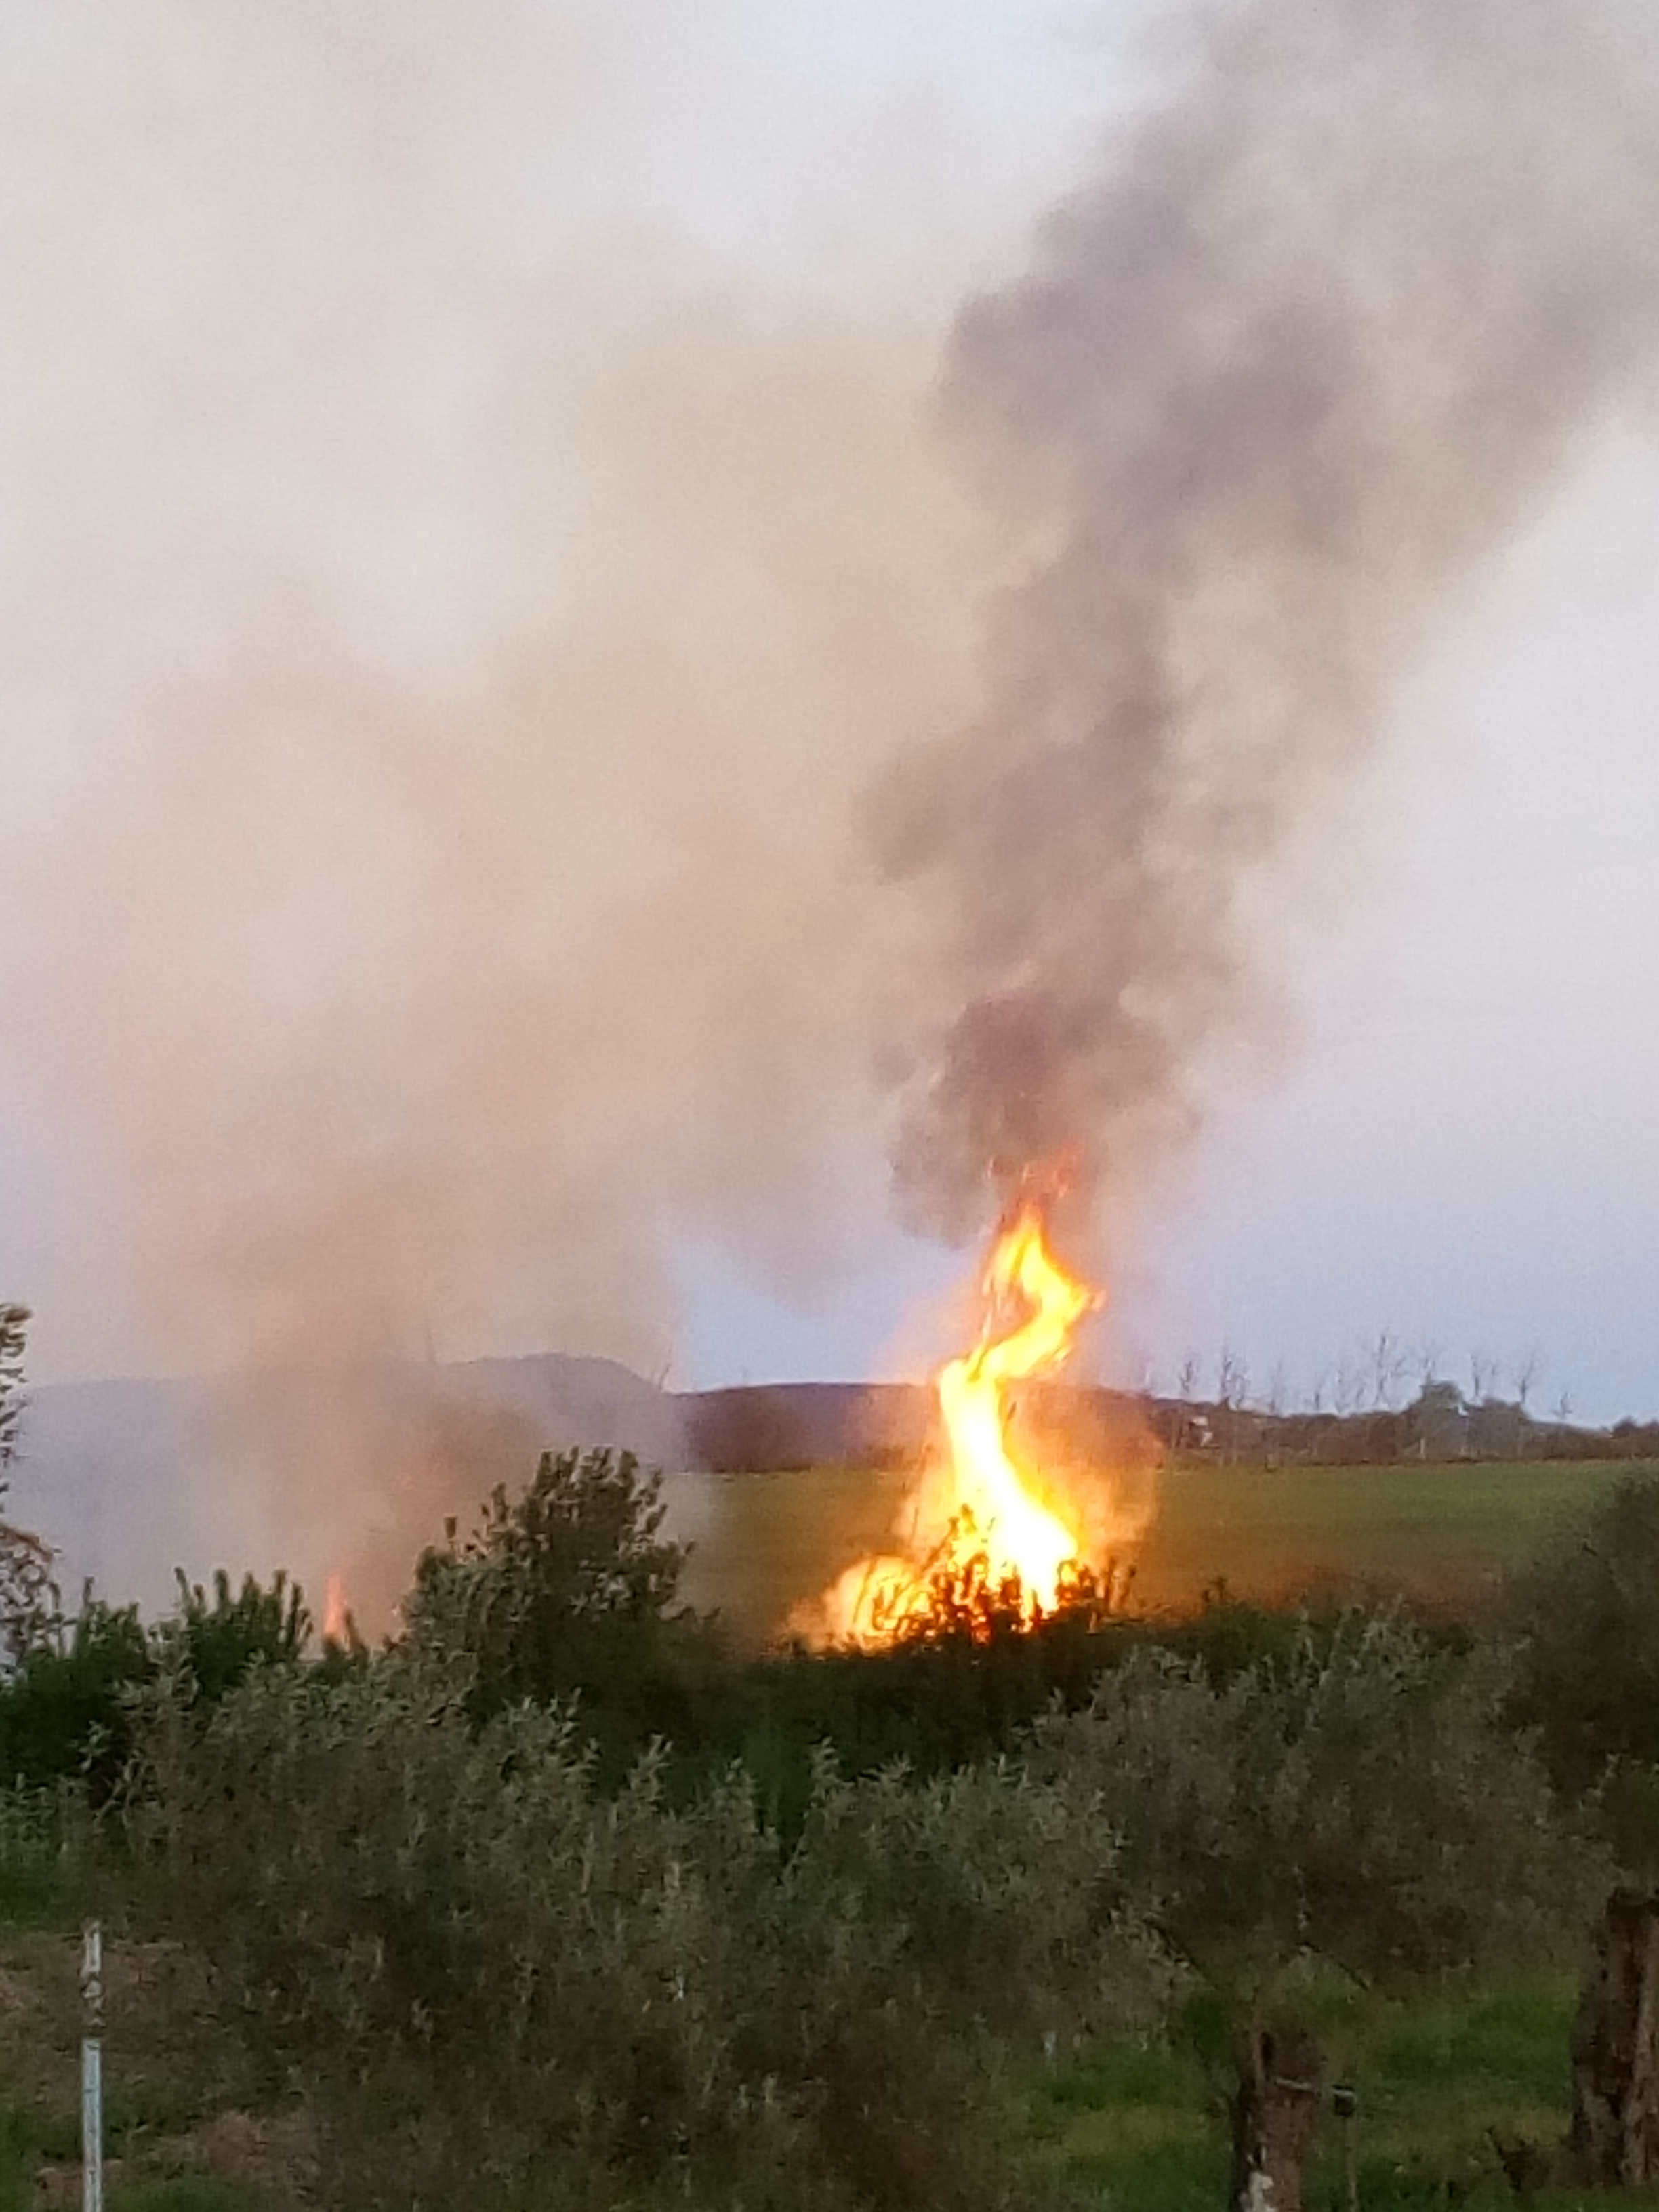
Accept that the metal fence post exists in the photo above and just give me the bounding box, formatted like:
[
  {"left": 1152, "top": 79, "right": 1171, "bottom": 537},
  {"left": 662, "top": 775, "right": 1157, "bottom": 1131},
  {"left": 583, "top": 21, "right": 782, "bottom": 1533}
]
[
  {"left": 81, "top": 1920, "right": 103, "bottom": 2212},
  {"left": 1332, "top": 2081, "right": 1359, "bottom": 2212}
]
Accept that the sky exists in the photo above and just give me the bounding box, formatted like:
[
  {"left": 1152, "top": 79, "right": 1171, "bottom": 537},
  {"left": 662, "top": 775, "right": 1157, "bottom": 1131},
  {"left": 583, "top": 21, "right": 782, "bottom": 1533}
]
[{"left": 2, "top": 0, "right": 1658, "bottom": 1428}]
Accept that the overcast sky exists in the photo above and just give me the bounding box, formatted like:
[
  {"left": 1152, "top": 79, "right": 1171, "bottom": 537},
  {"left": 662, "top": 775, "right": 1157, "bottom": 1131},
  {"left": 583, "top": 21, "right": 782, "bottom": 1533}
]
[{"left": 3, "top": 1, "right": 1656, "bottom": 1425}]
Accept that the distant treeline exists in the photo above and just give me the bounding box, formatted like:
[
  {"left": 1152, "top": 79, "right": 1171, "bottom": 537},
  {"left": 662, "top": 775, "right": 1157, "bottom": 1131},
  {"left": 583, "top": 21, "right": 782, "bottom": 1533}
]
[
  {"left": 683, "top": 1377, "right": 1659, "bottom": 1472},
  {"left": 1149, "top": 1381, "right": 1659, "bottom": 1465}
]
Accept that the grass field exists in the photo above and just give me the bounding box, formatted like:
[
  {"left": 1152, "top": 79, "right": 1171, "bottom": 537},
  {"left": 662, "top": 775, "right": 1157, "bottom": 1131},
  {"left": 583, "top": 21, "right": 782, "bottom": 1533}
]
[
  {"left": 1127, "top": 1456, "right": 1657, "bottom": 1612},
  {"left": 687, "top": 1457, "right": 1659, "bottom": 1641},
  {"left": 1024, "top": 1961, "right": 1659, "bottom": 2212}
]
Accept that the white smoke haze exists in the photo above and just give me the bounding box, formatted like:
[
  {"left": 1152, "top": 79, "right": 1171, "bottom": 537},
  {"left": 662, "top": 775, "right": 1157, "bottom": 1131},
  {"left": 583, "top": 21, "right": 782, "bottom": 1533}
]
[
  {"left": 2, "top": 0, "right": 1658, "bottom": 1597},
  {"left": 0, "top": 3, "right": 992, "bottom": 1388},
  {"left": 0, "top": 0, "right": 1004, "bottom": 1594}
]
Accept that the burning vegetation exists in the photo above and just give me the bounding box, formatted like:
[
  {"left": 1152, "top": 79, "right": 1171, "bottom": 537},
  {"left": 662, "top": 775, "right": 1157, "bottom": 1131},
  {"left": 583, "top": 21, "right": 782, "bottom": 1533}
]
[{"left": 802, "top": 1166, "right": 1156, "bottom": 1647}]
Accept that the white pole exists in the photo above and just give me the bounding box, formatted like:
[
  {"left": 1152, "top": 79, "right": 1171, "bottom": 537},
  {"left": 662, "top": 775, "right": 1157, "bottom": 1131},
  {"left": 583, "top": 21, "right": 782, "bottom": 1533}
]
[{"left": 81, "top": 1921, "right": 102, "bottom": 2212}]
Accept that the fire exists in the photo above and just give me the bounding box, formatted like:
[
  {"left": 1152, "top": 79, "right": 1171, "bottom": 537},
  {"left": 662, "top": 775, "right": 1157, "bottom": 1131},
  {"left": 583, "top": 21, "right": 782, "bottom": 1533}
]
[
  {"left": 810, "top": 1186, "right": 1110, "bottom": 1645},
  {"left": 935, "top": 1205, "right": 1097, "bottom": 1607},
  {"left": 322, "top": 1571, "right": 350, "bottom": 1643}
]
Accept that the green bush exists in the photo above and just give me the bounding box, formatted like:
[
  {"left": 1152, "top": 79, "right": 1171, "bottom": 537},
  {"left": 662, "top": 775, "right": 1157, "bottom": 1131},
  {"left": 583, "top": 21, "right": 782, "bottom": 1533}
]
[
  {"left": 131, "top": 1652, "right": 1161, "bottom": 2211},
  {"left": 708, "top": 1589, "right": 1456, "bottom": 1835},
  {"left": 403, "top": 1446, "right": 726, "bottom": 1778},
  {"left": 1502, "top": 1473, "right": 1659, "bottom": 1794},
  {"left": 160, "top": 1568, "right": 310, "bottom": 1704},
  {"left": 1035, "top": 1611, "right": 1591, "bottom": 1998},
  {"left": 0, "top": 1598, "right": 153, "bottom": 1799},
  {"left": 0, "top": 1570, "right": 316, "bottom": 1802}
]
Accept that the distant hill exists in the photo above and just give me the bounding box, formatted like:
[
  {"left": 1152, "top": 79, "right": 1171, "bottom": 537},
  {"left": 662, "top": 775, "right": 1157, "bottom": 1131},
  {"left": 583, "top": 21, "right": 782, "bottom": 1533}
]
[
  {"left": 680, "top": 1382, "right": 934, "bottom": 1473},
  {"left": 12, "top": 1359, "right": 1641, "bottom": 1622},
  {"left": 678, "top": 1378, "right": 1159, "bottom": 1475},
  {"left": 9, "top": 1353, "right": 684, "bottom": 1614},
  {"left": 8, "top": 1365, "right": 943, "bottom": 1610}
]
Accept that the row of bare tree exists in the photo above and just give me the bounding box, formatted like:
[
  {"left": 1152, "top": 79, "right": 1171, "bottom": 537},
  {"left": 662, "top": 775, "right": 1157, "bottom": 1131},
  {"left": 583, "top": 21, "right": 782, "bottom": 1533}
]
[{"left": 1146, "top": 1333, "right": 1568, "bottom": 1421}]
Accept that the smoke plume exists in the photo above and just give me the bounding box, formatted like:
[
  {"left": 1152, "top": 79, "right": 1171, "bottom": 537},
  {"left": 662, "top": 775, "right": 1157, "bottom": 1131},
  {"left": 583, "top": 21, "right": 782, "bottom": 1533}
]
[
  {"left": 3, "top": 0, "right": 1659, "bottom": 1599},
  {"left": 878, "top": 0, "right": 1659, "bottom": 1242}
]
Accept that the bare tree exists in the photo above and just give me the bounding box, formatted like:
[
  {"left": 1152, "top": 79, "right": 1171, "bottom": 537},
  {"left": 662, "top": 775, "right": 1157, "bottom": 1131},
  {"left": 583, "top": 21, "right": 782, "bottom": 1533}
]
[
  {"left": 1553, "top": 1385, "right": 1576, "bottom": 1427},
  {"left": 1415, "top": 1337, "right": 1447, "bottom": 1393},
  {"left": 0, "top": 1307, "right": 52, "bottom": 1659},
  {"left": 1469, "top": 1350, "right": 1500, "bottom": 1404},
  {"left": 1216, "top": 1345, "right": 1251, "bottom": 1469},
  {"left": 0, "top": 1304, "right": 26, "bottom": 1475},
  {"left": 1167, "top": 1351, "right": 1203, "bottom": 1454},
  {"left": 1368, "top": 1328, "right": 1409, "bottom": 1410},
  {"left": 1216, "top": 1345, "right": 1248, "bottom": 1409},
  {"left": 1333, "top": 1352, "right": 1367, "bottom": 1418},
  {"left": 1265, "top": 1361, "right": 1291, "bottom": 1419},
  {"left": 1514, "top": 1347, "right": 1543, "bottom": 1416}
]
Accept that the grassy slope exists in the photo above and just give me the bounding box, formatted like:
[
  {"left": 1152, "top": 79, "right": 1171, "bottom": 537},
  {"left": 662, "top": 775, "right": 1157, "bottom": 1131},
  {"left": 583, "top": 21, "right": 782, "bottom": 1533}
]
[
  {"left": 691, "top": 1458, "right": 1659, "bottom": 1639},
  {"left": 1128, "top": 1457, "right": 1656, "bottom": 1612},
  {"left": 1025, "top": 1963, "right": 1659, "bottom": 2212}
]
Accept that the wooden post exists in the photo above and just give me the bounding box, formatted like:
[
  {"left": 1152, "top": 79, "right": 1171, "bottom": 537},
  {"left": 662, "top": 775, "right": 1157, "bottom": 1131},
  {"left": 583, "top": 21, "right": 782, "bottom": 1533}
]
[
  {"left": 81, "top": 1921, "right": 104, "bottom": 2212},
  {"left": 1230, "top": 2024, "right": 1323, "bottom": 2212},
  {"left": 1571, "top": 1888, "right": 1659, "bottom": 2187}
]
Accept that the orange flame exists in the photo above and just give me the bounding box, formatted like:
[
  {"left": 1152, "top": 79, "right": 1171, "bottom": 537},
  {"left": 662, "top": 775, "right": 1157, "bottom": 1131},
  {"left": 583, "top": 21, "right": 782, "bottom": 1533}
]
[
  {"left": 322, "top": 1571, "right": 349, "bottom": 1643},
  {"left": 935, "top": 1203, "right": 1098, "bottom": 1610},
  {"left": 806, "top": 1187, "right": 1115, "bottom": 1645}
]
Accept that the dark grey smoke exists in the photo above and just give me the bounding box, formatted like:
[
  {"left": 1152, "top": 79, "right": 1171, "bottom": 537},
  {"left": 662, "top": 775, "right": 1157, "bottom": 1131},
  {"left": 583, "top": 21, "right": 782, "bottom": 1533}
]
[{"left": 879, "top": 0, "right": 1659, "bottom": 1242}]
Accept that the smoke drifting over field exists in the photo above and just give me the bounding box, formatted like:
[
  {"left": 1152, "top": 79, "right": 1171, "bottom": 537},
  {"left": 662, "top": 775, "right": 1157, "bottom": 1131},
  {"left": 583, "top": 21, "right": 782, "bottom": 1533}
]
[
  {"left": 0, "top": 3, "right": 981, "bottom": 1405},
  {"left": 3, "top": 0, "right": 1659, "bottom": 1590},
  {"left": 881, "top": 0, "right": 1659, "bottom": 1237},
  {"left": 0, "top": 2, "right": 996, "bottom": 1588}
]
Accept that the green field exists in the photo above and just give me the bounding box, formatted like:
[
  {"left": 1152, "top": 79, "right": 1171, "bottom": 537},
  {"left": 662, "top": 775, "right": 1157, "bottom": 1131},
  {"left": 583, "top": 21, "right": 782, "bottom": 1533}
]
[
  {"left": 689, "top": 1458, "right": 1659, "bottom": 1641},
  {"left": 1128, "top": 1456, "right": 1657, "bottom": 1612},
  {"left": 1023, "top": 1962, "right": 1659, "bottom": 2212}
]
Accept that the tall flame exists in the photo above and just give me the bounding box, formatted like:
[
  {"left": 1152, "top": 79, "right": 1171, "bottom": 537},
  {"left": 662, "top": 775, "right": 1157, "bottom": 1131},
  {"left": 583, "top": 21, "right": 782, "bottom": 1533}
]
[
  {"left": 935, "top": 1203, "right": 1098, "bottom": 1613},
  {"left": 809, "top": 1189, "right": 1105, "bottom": 1645}
]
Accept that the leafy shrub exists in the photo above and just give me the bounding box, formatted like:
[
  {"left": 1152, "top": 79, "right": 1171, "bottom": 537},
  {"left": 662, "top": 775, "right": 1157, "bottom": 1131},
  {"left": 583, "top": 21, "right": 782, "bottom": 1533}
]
[
  {"left": 0, "top": 1569, "right": 315, "bottom": 1802},
  {"left": 1035, "top": 1611, "right": 1591, "bottom": 1997},
  {"left": 714, "top": 1591, "right": 1448, "bottom": 1834},
  {"left": 403, "top": 1445, "right": 728, "bottom": 1778},
  {"left": 161, "top": 1568, "right": 311, "bottom": 1703},
  {"left": 132, "top": 1652, "right": 1161, "bottom": 2211},
  {"left": 1502, "top": 1474, "right": 1659, "bottom": 1793},
  {"left": 0, "top": 1597, "right": 153, "bottom": 1799}
]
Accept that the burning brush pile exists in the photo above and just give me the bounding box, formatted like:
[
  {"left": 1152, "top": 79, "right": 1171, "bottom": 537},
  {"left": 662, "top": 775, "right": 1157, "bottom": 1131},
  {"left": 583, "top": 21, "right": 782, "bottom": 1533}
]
[{"left": 800, "top": 1165, "right": 1156, "bottom": 1647}]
